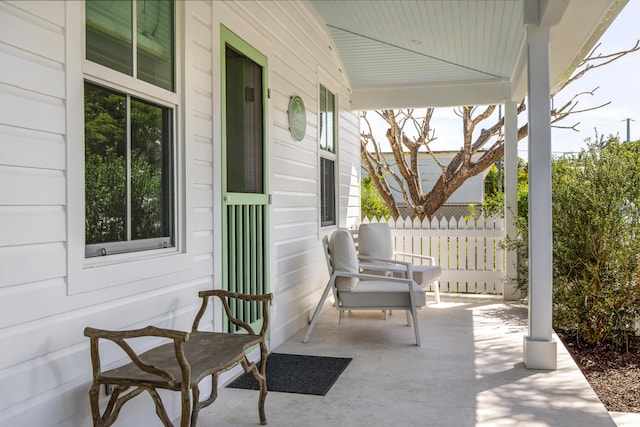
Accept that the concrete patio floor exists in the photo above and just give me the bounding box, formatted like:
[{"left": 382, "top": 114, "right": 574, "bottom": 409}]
[{"left": 199, "top": 294, "right": 625, "bottom": 427}]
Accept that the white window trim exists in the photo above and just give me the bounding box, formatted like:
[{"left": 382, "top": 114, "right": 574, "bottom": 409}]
[
  {"left": 318, "top": 67, "right": 340, "bottom": 229},
  {"left": 65, "top": 1, "right": 190, "bottom": 295}
]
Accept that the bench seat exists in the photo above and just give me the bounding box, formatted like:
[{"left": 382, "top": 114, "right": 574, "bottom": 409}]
[{"left": 99, "top": 332, "right": 264, "bottom": 387}]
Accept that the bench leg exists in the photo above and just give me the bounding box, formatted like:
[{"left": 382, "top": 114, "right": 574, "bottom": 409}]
[
  {"left": 240, "top": 347, "right": 268, "bottom": 426},
  {"left": 91, "top": 385, "right": 146, "bottom": 427},
  {"left": 189, "top": 374, "right": 219, "bottom": 427},
  {"left": 147, "top": 388, "right": 174, "bottom": 427},
  {"left": 257, "top": 342, "right": 268, "bottom": 425},
  {"left": 189, "top": 383, "right": 200, "bottom": 427},
  {"left": 88, "top": 381, "right": 103, "bottom": 426}
]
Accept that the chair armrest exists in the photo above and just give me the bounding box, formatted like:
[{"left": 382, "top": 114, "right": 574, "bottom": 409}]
[
  {"left": 83, "top": 326, "right": 190, "bottom": 387},
  {"left": 357, "top": 255, "right": 413, "bottom": 277},
  {"left": 332, "top": 270, "right": 414, "bottom": 285},
  {"left": 192, "top": 290, "right": 273, "bottom": 336},
  {"left": 84, "top": 325, "right": 190, "bottom": 341},
  {"left": 394, "top": 251, "right": 437, "bottom": 265},
  {"left": 358, "top": 254, "right": 412, "bottom": 267}
]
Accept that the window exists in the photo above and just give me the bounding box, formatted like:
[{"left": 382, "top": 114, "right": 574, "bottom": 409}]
[
  {"left": 86, "top": 0, "right": 174, "bottom": 91},
  {"left": 319, "top": 85, "right": 336, "bottom": 226},
  {"left": 84, "top": 0, "right": 176, "bottom": 258}
]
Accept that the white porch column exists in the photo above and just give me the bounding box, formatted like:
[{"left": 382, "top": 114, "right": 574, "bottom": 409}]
[
  {"left": 503, "top": 101, "right": 520, "bottom": 301},
  {"left": 524, "top": 25, "right": 557, "bottom": 370}
]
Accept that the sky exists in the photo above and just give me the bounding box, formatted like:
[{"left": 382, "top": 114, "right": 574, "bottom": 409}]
[
  {"left": 363, "top": 1, "right": 640, "bottom": 160},
  {"left": 548, "top": 0, "right": 640, "bottom": 156}
]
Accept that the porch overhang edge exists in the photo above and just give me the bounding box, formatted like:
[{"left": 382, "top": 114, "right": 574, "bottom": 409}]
[{"left": 351, "top": 80, "right": 513, "bottom": 111}]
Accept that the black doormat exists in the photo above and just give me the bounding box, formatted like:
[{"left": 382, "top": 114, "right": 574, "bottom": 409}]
[{"left": 226, "top": 353, "right": 352, "bottom": 396}]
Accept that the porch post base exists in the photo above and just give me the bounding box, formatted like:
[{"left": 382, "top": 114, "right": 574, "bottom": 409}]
[{"left": 523, "top": 336, "right": 557, "bottom": 370}]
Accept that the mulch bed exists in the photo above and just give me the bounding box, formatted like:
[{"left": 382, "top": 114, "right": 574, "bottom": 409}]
[{"left": 557, "top": 332, "right": 640, "bottom": 413}]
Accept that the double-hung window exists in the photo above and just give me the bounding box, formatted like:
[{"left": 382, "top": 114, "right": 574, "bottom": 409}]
[
  {"left": 84, "top": 0, "right": 176, "bottom": 258},
  {"left": 319, "top": 85, "right": 336, "bottom": 227}
]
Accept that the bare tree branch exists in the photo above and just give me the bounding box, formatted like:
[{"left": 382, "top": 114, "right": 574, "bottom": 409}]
[
  {"left": 560, "top": 41, "right": 640, "bottom": 91},
  {"left": 360, "top": 43, "right": 640, "bottom": 220}
]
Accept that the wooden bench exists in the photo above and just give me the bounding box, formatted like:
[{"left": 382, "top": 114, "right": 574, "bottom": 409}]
[{"left": 84, "top": 290, "right": 273, "bottom": 427}]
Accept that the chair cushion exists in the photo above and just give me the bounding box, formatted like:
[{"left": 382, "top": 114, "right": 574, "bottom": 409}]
[
  {"left": 329, "top": 229, "right": 359, "bottom": 292},
  {"left": 338, "top": 280, "right": 426, "bottom": 308},
  {"left": 358, "top": 223, "right": 393, "bottom": 259}
]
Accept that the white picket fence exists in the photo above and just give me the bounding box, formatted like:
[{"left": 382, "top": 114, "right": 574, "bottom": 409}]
[{"left": 358, "top": 216, "right": 506, "bottom": 295}]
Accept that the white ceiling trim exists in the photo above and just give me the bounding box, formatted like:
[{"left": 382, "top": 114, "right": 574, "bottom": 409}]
[{"left": 352, "top": 79, "right": 512, "bottom": 110}]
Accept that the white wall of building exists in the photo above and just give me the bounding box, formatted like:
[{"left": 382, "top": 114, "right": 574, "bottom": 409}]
[{"left": 0, "top": 1, "right": 358, "bottom": 425}]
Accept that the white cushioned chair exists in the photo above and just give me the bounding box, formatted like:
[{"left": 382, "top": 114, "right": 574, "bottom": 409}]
[
  {"left": 303, "top": 228, "right": 426, "bottom": 346},
  {"left": 358, "top": 222, "right": 442, "bottom": 303}
]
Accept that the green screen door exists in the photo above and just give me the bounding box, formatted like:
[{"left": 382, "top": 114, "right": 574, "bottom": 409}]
[{"left": 221, "top": 27, "right": 269, "bottom": 333}]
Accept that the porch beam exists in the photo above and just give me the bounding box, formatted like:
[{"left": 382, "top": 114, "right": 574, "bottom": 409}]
[
  {"left": 523, "top": 24, "right": 557, "bottom": 370},
  {"left": 351, "top": 79, "right": 511, "bottom": 110},
  {"left": 503, "top": 101, "right": 520, "bottom": 301}
]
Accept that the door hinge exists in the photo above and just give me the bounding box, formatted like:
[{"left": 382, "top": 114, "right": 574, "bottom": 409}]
[
  {"left": 268, "top": 194, "right": 273, "bottom": 205},
  {"left": 267, "top": 88, "right": 271, "bottom": 99}
]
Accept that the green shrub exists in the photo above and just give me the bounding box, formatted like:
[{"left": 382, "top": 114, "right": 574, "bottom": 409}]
[
  {"left": 361, "top": 176, "right": 390, "bottom": 220},
  {"left": 552, "top": 137, "right": 640, "bottom": 348}
]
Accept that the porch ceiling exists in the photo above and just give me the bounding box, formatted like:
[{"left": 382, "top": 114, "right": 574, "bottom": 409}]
[{"left": 308, "top": 0, "right": 627, "bottom": 110}]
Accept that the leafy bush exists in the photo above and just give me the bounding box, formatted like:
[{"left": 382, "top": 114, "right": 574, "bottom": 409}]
[
  {"left": 552, "top": 137, "right": 640, "bottom": 348},
  {"left": 361, "top": 176, "right": 390, "bottom": 220},
  {"left": 472, "top": 158, "right": 529, "bottom": 219}
]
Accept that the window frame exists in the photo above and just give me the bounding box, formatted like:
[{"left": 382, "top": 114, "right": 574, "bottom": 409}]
[
  {"left": 65, "top": 0, "right": 189, "bottom": 295},
  {"left": 319, "top": 83, "right": 337, "bottom": 228},
  {"left": 83, "top": 80, "right": 176, "bottom": 258},
  {"left": 83, "top": 0, "right": 178, "bottom": 259}
]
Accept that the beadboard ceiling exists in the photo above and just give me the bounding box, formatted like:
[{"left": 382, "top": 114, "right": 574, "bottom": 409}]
[{"left": 308, "top": 0, "right": 627, "bottom": 109}]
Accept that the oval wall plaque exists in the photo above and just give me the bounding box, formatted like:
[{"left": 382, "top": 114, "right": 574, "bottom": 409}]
[{"left": 288, "top": 95, "right": 306, "bottom": 141}]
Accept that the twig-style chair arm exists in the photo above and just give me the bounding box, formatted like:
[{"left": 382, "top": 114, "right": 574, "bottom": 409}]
[
  {"left": 84, "top": 326, "right": 190, "bottom": 341},
  {"left": 84, "top": 326, "right": 190, "bottom": 388},
  {"left": 191, "top": 290, "right": 274, "bottom": 336}
]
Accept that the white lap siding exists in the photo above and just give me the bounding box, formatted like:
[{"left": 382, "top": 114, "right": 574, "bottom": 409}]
[{"left": 0, "top": 1, "right": 358, "bottom": 425}]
